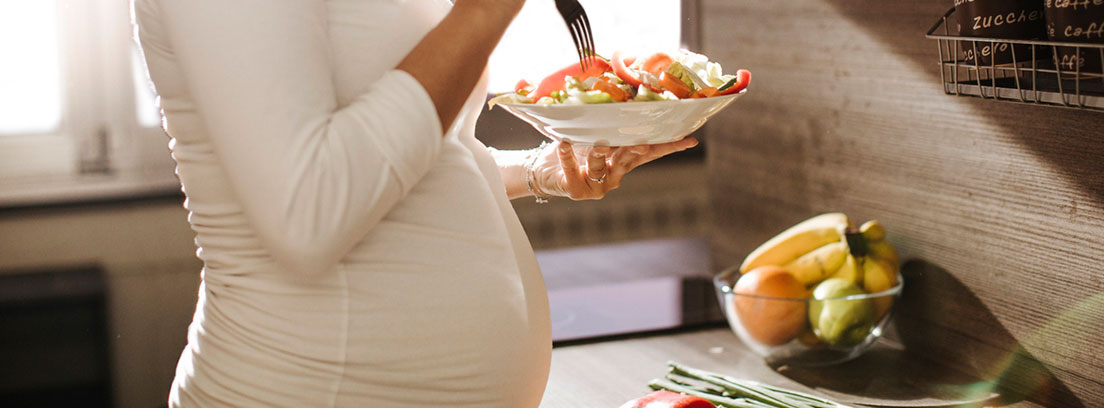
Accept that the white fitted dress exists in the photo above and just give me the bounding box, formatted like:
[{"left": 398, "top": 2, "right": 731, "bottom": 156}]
[{"left": 132, "top": 0, "right": 551, "bottom": 406}]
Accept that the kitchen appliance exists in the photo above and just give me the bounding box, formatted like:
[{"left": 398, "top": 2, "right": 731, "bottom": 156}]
[{"left": 537, "top": 237, "right": 724, "bottom": 343}]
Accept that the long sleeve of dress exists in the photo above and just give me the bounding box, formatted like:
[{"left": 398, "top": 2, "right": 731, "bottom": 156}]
[{"left": 143, "top": 0, "right": 443, "bottom": 276}]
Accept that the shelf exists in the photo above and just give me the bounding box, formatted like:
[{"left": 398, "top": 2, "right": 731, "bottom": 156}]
[
  {"left": 943, "top": 75, "right": 1104, "bottom": 110},
  {"left": 926, "top": 8, "right": 1104, "bottom": 112}
]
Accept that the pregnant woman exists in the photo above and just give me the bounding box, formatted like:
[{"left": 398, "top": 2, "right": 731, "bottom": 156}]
[{"left": 132, "top": 0, "right": 696, "bottom": 406}]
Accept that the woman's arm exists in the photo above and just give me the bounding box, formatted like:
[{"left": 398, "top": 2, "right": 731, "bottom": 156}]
[
  {"left": 138, "top": 0, "right": 522, "bottom": 277},
  {"left": 399, "top": 1, "right": 522, "bottom": 132},
  {"left": 494, "top": 138, "right": 700, "bottom": 202},
  {"left": 489, "top": 148, "right": 534, "bottom": 200}
]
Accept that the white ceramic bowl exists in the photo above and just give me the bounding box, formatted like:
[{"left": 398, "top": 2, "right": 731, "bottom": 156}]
[{"left": 495, "top": 93, "right": 742, "bottom": 146}]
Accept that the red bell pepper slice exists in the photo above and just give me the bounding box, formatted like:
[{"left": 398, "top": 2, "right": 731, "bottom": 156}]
[
  {"left": 619, "top": 390, "right": 717, "bottom": 408},
  {"left": 717, "top": 69, "right": 751, "bottom": 96},
  {"left": 514, "top": 79, "right": 533, "bottom": 94},
  {"left": 529, "top": 56, "right": 611, "bottom": 100},
  {"left": 611, "top": 51, "right": 643, "bottom": 89},
  {"left": 640, "top": 52, "right": 674, "bottom": 76}
]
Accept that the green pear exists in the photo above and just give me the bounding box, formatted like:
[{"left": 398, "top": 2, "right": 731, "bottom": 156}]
[{"left": 809, "top": 278, "right": 876, "bottom": 347}]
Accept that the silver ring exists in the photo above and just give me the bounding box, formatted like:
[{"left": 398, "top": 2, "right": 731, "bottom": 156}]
[{"left": 587, "top": 173, "right": 606, "bottom": 184}]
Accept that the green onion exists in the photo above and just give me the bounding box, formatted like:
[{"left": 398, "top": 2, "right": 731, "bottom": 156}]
[
  {"left": 649, "top": 379, "right": 777, "bottom": 408},
  {"left": 644, "top": 361, "right": 853, "bottom": 408}
]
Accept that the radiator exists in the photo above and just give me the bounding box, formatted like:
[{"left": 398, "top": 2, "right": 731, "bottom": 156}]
[{"left": 512, "top": 162, "right": 709, "bottom": 249}]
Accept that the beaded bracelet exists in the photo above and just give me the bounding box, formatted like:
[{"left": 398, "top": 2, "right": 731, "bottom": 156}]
[{"left": 525, "top": 141, "right": 551, "bottom": 204}]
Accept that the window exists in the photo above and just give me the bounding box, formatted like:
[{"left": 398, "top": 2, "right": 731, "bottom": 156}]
[
  {"left": 0, "top": 0, "right": 177, "bottom": 207},
  {"left": 0, "top": 1, "right": 61, "bottom": 135}
]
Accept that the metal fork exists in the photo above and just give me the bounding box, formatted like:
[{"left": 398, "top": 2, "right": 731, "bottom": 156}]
[{"left": 554, "top": 0, "right": 595, "bottom": 70}]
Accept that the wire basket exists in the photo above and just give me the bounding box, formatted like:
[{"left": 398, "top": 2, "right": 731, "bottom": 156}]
[{"left": 926, "top": 7, "right": 1104, "bottom": 111}]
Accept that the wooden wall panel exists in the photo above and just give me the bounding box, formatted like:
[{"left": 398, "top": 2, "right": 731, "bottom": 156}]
[{"left": 700, "top": 0, "right": 1103, "bottom": 406}]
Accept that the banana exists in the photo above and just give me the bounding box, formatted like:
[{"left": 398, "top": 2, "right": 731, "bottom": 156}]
[
  {"left": 781, "top": 241, "right": 849, "bottom": 285},
  {"left": 828, "top": 254, "right": 863, "bottom": 286},
  {"left": 740, "top": 213, "right": 851, "bottom": 273},
  {"left": 862, "top": 257, "right": 898, "bottom": 319},
  {"left": 866, "top": 240, "right": 900, "bottom": 271},
  {"left": 859, "top": 220, "right": 886, "bottom": 242}
]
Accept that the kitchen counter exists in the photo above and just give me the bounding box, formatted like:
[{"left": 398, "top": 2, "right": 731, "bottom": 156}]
[
  {"left": 534, "top": 238, "right": 1054, "bottom": 407},
  {"left": 540, "top": 325, "right": 1040, "bottom": 408}
]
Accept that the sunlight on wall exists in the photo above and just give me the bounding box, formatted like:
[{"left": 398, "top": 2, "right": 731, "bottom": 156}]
[{"left": 131, "top": 48, "right": 161, "bottom": 128}]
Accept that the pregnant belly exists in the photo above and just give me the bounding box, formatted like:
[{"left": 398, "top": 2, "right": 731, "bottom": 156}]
[
  {"left": 188, "top": 220, "right": 548, "bottom": 407},
  {"left": 334, "top": 220, "right": 548, "bottom": 406}
]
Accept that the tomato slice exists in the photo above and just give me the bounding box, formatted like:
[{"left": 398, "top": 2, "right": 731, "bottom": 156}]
[
  {"left": 621, "top": 390, "right": 716, "bottom": 408},
  {"left": 591, "top": 78, "right": 629, "bottom": 102},
  {"left": 691, "top": 87, "right": 719, "bottom": 98},
  {"left": 658, "top": 71, "right": 692, "bottom": 99},
  {"left": 529, "top": 56, "right": 612, "bottom": 100},
  {"left": 611, "top": 51, "right": 643, "bottom": 89}
]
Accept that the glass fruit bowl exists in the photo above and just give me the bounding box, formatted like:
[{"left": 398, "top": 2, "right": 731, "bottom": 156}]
[
  {"left": 713, "top": 265, "right": 903, "bottom": 366},
  {"left": 495, "top": 93, "right": 741, "bottom": 146}
]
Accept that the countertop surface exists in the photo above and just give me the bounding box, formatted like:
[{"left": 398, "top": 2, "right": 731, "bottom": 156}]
[
  {"left": 540, "top": 326, "right": 1031, "bottom": 408},
  {"left": 534, "top": 238, "right": 1043, "bottom": 407}
]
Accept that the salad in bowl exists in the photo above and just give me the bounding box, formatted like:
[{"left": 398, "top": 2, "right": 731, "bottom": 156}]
[
  {"left": 488, "top": 49, "right": 751, "bottom": 108},
  {"left": 488, "top": 49, "right": 751, "bottom": 146}
]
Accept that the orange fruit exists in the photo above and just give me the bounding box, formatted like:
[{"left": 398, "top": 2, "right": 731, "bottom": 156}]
[{"left": 733, "top": 266, "right": 808, "bottom": 346}]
